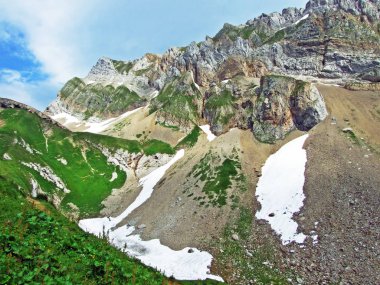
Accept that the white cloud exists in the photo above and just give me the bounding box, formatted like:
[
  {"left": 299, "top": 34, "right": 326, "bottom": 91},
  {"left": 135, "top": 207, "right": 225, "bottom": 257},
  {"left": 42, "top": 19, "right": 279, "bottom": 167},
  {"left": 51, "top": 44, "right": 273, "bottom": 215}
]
[
  {"left": 0, "top": 69, "right": 22, "bottom": 83},
  {"left": 0, "top": 78, "right": 58, "bottom": 111},
  {"left": 0, "top": 0, "right": 101, "bottom": 84}
]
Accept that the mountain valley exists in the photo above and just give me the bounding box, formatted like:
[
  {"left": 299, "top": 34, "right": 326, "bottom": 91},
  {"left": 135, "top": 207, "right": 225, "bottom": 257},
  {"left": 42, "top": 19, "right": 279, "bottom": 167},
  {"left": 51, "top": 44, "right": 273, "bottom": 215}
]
[{"left": 1, "top": 0, "right": 380, "bottom": 284}]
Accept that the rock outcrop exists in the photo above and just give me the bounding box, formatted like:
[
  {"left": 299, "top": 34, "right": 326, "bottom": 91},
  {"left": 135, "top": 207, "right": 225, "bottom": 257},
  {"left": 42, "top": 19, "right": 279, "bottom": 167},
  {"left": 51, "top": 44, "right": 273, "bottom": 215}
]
[{"left": 252, "top": 75, "right": 327, "bottom": 142}]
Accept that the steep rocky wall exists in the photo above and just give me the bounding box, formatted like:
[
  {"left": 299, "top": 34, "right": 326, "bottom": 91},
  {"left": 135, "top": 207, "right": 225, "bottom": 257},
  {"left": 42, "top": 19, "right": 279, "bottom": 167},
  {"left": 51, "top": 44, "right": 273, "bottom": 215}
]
[{"left": 252, "top": 75, "right": 327, "bottom": 142}]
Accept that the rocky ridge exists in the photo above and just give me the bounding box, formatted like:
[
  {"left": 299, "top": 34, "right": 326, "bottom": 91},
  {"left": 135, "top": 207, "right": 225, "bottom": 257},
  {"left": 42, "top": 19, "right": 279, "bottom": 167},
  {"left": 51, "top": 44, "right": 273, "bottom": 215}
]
[{"left": 47, "top": 0, "right": 379, "bottom": 142}]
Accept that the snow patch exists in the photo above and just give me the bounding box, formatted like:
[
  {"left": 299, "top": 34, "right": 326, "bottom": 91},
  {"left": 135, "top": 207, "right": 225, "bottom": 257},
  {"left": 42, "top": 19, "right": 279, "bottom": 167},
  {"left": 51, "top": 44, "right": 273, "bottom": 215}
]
[
  {"left": 110, "top": 171, "right": 118, "bottom": 182},
  {"left": 52, "top": 107, "right": 142, "bottom": 133},
  {"left": 150, "top": 90, "right": 159, "bottom": 98},
  {"left": 57, "top": 157, "right": 68, "bottom": 165},
  {"left": 293, "top": 14, "right": 309, "bottom": 26},
  {"left": 255, "top": 134, "right": 309, "bottom": 245},
  {"left": 52, "top": 112, "right": 82, "bottom": 126},
  {"left": 79, "top": 149, "right": 223, "bottom": 281},
  {"left": 199, "top": 125, "right": 216, "bottom": 142},
  {"left": 3, "top": 153, "right": 11, "bottom": 160},
  {"left": 84, "top": 107, "right": 142, "bottom": 133},
  {"left": 30, "top": 178, "right": 40, "bottom": 198}
]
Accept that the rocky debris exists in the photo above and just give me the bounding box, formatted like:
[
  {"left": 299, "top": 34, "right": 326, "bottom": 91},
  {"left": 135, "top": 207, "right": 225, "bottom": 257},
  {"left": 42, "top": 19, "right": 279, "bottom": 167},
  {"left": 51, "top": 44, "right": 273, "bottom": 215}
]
[
  {"left": 98, "top": 145, "right": 175, "bottom": 180},
  {"left": 252, "top": 75, "right": 327, "bottom": 142},
  {"left": 22, "top": 162, "right": 70, "bottom": 193},
  {"left": 344, "top": 82, "right": 380, "bottom": 91},
  {"left": 360, "top": 67, "right": 380, "bottom": 82},
  {"left": 66, "top": 202, "right": 80, "bottom": 221},
  {"left": 3, "top": 153, "right": 11, "bottom": 160}
]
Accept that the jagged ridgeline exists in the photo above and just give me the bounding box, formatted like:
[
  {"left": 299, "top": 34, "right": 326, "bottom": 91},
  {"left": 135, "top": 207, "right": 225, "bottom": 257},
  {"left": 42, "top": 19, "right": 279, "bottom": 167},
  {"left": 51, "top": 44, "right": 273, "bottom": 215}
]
[{"left": 47, "top": 0, "right": 379, "bottom": 142}]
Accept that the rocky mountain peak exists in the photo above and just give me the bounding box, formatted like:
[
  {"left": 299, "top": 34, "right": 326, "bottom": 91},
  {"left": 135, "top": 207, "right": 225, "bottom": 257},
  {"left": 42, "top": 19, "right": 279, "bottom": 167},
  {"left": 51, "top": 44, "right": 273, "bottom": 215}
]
[
  {"left": 246, "top": 7, "right": 303, "bottom": 29},
  {"left": 305, "top": 0, "right": 380, "bottom": 20},
  {"left": 84, "top": 56, "right": 119, "bottom": 83}
]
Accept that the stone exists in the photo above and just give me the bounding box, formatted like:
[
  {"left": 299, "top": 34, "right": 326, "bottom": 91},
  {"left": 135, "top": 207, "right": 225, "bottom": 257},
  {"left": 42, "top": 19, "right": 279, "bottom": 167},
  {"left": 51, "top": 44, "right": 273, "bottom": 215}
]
[
  {"left": 137, "top": 224, "right": 146, "bottom": 229},
  {"left": 342, "top": 127, "right": 353, "bottom": 133},
  {"left": 232, "top": 234, "right": 239, "bottom": 241}
]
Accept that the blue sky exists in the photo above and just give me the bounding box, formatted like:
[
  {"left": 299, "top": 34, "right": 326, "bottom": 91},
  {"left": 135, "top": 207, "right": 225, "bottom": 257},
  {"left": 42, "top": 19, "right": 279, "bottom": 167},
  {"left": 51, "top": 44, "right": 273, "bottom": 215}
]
[{"left": 0, "top": 0, "right": 308, "bottom": 111}]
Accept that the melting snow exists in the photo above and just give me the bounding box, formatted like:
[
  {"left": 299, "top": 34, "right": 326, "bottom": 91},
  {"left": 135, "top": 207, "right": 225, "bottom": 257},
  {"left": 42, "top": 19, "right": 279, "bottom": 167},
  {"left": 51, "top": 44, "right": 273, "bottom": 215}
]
[
  {"left": 110, "top": 171, "right": 118, "bottom": 182},
  {"left": 52, "top": 112, "right": 82, "bottom": 126},
  {"left": 255, "top": 134, "right": 309, "bottom": 245},
  {"left": 52, "top": 107, "right": 142, "bottom": 134},
  {"left": 293, "top": 14, "right": 309, "bottom": 26},
  {"left": 30, "top": 178, "right": 40, "bottom": 198},
  {"left": 79, "top": 149, "right": 223, "bottom": 281},
  {"left": 199, "top": 125, "right": 216, "bottom": 142}
]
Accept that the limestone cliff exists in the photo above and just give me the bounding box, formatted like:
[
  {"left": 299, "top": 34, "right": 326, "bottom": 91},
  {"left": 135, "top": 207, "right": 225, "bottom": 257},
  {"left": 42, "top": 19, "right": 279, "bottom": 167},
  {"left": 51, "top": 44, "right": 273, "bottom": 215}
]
[{"left": 47, "top": 0, "right": 379, "bottom": 141}]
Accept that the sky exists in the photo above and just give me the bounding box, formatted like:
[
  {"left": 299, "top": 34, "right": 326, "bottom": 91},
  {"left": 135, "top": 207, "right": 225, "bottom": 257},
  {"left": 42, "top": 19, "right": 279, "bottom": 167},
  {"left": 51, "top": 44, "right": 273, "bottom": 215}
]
[{"left": 0, "top": 0, "right": 308, "bottom": 111}]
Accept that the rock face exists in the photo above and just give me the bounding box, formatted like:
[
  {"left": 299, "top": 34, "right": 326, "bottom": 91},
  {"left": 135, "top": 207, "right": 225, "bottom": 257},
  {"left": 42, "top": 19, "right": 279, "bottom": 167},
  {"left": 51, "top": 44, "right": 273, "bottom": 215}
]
[
  {"left": 252, "top": 76, "right": 327, "bottom": 142},
  {"left": 47, "top": 0, "right": 377, "bottom": 140},
  {"left": 46, "top": 77, "right": 146, "bottom": 120}
]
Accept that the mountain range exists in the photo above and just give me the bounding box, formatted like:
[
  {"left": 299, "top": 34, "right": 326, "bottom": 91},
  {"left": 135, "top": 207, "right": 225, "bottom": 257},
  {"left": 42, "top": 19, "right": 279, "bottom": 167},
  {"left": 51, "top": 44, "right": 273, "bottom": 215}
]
[{"left": 1, "top": 0, "right": 380, "bottom": 284}]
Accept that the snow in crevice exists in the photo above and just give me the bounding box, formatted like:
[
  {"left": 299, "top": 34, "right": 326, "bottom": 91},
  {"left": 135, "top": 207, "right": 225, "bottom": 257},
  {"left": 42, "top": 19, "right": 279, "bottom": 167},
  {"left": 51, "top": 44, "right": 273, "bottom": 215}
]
[
  {"left": 110, "top": 171, "right": 118, "bottom": 182},
  {"left": 293, "top": 14, "right": 309, "bottom": 26},
  {"left": 255, "top": 134, "right": 310, "bottom": 245},
  {"left": 79, "top": 149, "right": 223, "bottom": 281},
  {"left": 30, "top": 178, "right": 40, "bottom": 198},
  {"left": 199, "top": 125, "right": 216, "bottom": 142}
]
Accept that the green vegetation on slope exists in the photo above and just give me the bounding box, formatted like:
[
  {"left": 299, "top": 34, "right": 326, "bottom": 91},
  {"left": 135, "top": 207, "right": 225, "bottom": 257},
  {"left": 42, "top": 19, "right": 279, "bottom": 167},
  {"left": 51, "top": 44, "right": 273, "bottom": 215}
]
[
  {"left": 111, "top": 59, "right": 134, "bottom": 74},
  {"left": 213, "top": 23, "right": 257, "bottom": 41},
  {"left": 0, "top": 179, "right": 166, "bottom": 284},
  {"left": 60, "top": 78, "right": 145, "bottom": 119},
  {"left": 142, "top": 139, "right": 175, "bottom": 155},
  {"left": 185, "top": 150, "right": 247, "bottom": 208},
  {"left": 176, "top": 126, "right": 201, "bottom": 149},
  {"left": 205, "top": 89, "right": 236, "bottom": 127},
  {"left": 0, "top": 109, "right": 222, "bottom": 285},
  {"left": 0, "top": 109, "right": 174, "bottom": 218},
  {"left": 150, "top": 78, "right": 202, "bottom": 125}
]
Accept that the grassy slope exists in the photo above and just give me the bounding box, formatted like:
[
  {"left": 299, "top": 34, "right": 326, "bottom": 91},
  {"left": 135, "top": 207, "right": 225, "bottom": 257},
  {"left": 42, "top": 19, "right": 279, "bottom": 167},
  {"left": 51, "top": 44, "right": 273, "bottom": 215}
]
[
  {"left": 0, "top": 109, "right": 173, "bottom": 217},
  {"left": 0, "top": 179, "right": 166, "bottom": 284},
  {"left": 0, "top": 109, "right": 221, "bottom": 284},
  {"left": 150, "top": 81, "right": 202, "bottom": 124},
  {"left": 186, "top": 149, "right": 247, "bottom": 208},
  {"left": 60, "top": 78, "right": 145, "bottom": 119}
]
